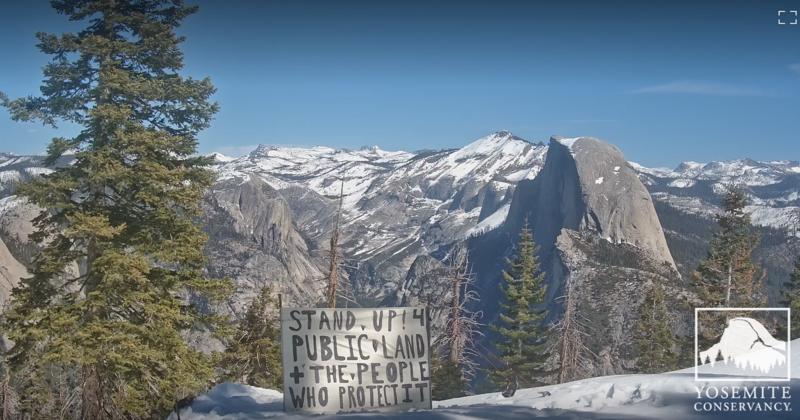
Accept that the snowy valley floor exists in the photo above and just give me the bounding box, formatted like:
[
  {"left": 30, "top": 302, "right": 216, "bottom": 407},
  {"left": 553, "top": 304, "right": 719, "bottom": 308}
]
[
  {"left": 174, "top": 339, "right": 799, "bottom": 420},
  {"left": 173, "top": 376, "right": 800, "bottom": 419}
]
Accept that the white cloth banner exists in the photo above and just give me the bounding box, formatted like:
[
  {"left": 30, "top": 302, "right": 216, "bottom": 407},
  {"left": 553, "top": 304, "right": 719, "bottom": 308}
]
[{"left": 280, "top": 307, "right": 432, "bottom": 414}]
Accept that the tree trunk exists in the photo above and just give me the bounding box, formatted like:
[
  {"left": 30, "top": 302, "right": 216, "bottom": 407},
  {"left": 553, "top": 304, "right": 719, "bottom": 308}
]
[
  {"left": 81, "top": 365, "right": 106, "bottom": 420},
  {"left": 450, "top": 268, "right": 462, "bottom": 364},
  {"left": 726, "top": 262, "right": 732, "bottom": 306},
  {"left": 326, "top": 181, "right": 344, "bottom": 308}
]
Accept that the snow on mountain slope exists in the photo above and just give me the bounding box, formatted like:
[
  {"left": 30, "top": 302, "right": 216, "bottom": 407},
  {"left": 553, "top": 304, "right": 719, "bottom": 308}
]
[
  {"left": 635, "top": 157, "right": 800, "bottom": 231},
  {"left": 372, "top": 131, "right": 545, "bottom": 202},
  {"left": 212, "top": 131, "right": 546, "bottom": 261},
  {"left": 174, "top": 339, "right": 800, "bottom": 419},
  {"left": 215, "top": 131, "right": 543, "bottom": 212},
  {"left": 216, "top": 145, "right": 414, "bottom": 210},
  {"left": 203, "top": 131, "right": 549, "bottom": 304},
  {"left": 0, "top": 136, "right": 795, "bottom": 310},
  {"left": 467, "top": 202, "right": 510, "bottom": 237},
  {"left": 0, "top": 152, "right": 70, "bottom": 197},
  {"left": 3, "top": 137, "right": 793, "bottom": 237},
  {"left": 0, "top": 153, "right": 45, "bottom": 196},
  {"left": 637, "top": 159, "right": 799, "bottom": 187},
  {"left": 422, "top": 130, "right": 544, "bottom": 184},
  {"left": 745, "top": 206, "right": 799, "bottom": 232},
  {"left": 209, "top": 152, "right": 235, "bottom": 163}
]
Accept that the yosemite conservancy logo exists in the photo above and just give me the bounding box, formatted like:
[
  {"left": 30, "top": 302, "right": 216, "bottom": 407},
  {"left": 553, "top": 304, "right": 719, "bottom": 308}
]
[{"left": 693, "top": 308, "right": 792, "bottom": 414}]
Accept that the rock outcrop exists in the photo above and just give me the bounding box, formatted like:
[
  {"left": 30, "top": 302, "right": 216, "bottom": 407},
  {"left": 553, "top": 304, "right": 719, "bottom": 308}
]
[
  {"left": 0, "top": 237, "right": 27, "bottom": 307},
  {"left": 202, "top": 176, "right": 326, "bottom": 315},
  {"left": 505, "top": 136, "right": 675, "bottom": 269},
  {"left": 473, "top": 136, "right": 686, "bottom": 377},
  {"left": 0, "top": 196, "right": 37, "bottom": 307}
]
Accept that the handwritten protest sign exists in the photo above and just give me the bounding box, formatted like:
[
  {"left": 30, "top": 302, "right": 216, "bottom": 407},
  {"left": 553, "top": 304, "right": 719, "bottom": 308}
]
[{"left": 280, "top": 307, "right": 431, "bottom": 414}]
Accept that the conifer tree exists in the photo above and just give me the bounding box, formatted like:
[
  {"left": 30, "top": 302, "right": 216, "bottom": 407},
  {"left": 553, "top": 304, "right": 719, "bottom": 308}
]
[
  {"left": 221, "top": 286, "right": 282, "bottom": 390},
  {"left": 1, "top": 1, "right": 229, "bottom": 417},
  {"left": 633, "top": 282, "right": 678, "bottom": 373},
  {"left": 780, "top": 258, "right": 800, "bottom": 338},
  {"left": 491, "top": 222, "right": 550, "bottom": 388},
  {"left": 693, "top": 186, "right": 761, "bottom": 307},
  {"left": 430, "top": 357, "right": 468, "bottom": 401}
]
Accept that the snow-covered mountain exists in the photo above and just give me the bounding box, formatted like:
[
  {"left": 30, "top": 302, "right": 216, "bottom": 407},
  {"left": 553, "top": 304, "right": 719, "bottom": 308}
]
[
  {"left": 633, "top": 158, "right": 800, "bottom": 231},
  {"left": 0, "top": 132, "right": 797, "bottom": 370},
  {"left": 1, "top": 133, "right": 797, "bottom": 308},
  {"left": 0, "top": 153, "right": 51, "bottom": 197},
  {"left": 203, "top": 131, "right": 549, "bottom": 311},
  {"left": 634, "top": 158, "right": 800, "bottom": 187},
  {"left": 214, "top": 130, "right": 545, "bottom": 228}
]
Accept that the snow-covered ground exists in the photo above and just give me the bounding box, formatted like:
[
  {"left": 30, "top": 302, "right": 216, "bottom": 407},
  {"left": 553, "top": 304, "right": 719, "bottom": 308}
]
[{"left": 173, "top": 338, "right": 799, "bottom": 419}]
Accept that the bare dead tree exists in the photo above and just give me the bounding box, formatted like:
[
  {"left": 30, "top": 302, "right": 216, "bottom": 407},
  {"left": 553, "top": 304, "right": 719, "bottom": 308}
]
[
  {"left": 333, "top": 259, "right": 361, "bottom": 308},
  {"left": 436, "top": 245, "right": 483, "bottom": 378},
  {"left": 325, "top": 180, "right": 345, "bottom": 308},
  {"left": 1, "top": 363, "right": 18, "bottom": 420},
  {"left": 553, "top": 276, "right": 594, "bottom": 383}
]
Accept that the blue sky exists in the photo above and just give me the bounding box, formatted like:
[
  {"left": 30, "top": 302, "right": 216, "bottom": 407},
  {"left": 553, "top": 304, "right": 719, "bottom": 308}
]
[{"left": 1, "top": 0, "right": 798, "bottom": 167}]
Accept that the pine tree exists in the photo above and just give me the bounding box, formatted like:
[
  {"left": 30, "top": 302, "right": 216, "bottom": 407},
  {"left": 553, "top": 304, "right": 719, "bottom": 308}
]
[
  {"left": 693, "top": 186, "right": 762, "bottom": 307},
  {"left": 221, "top": 286, "right": 282, "bottom": 390},
  {"left": 1, "top": 1, "right": 230, "bottom": 418},
  {"left": 430, "top": 357, "right": 468, "bottom": 400},
  {"left": 633, "top": 282, "right": 678, "bottom": 373},
  {"left": 780, "top": 258, "right": 800, "bottom": 338},
  {"left": 491, "top": 222, "right": 550, "bottom": 388}
]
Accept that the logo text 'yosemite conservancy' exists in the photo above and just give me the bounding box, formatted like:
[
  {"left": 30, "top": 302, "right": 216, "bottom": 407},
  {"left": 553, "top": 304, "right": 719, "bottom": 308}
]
[
  {"left": 695, "top": 308, "right": 790, "bottom": 382},
  {"left": 693, "top": 308, "right": 792, "bottom": 415}
]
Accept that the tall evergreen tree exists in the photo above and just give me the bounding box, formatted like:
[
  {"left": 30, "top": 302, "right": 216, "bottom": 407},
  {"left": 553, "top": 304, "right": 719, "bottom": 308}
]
[
  {"left": 491, "top": 222, "right": 550, "bottom": 388},
  {"left": 1, "top": 1, "right": 229, "bottom": 418},
  {"left": 430, "top": 357, "right": 469, "bottom": 401},
  {"left": 221, "top": 286, "right": 282, "bottom": 390},
  {"left": 693, "top": 186, "right": 761, "bottom": 307},
  {"left": 633, "top": 282, "right": 678, "bottom": 373},
  {"left": 780, "top": 258, "right": 800, "bottom": 338}
]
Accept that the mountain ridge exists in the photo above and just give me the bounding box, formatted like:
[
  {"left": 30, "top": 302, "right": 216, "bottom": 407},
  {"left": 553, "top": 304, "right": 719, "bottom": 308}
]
[{"left": 1, "top": 132, "right": 797, "bottom": 375}]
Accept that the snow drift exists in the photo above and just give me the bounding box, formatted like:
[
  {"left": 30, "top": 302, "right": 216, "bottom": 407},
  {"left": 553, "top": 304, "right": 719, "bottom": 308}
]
[{"left": 173, "top": 339, "right": 799, "bottom": 419}]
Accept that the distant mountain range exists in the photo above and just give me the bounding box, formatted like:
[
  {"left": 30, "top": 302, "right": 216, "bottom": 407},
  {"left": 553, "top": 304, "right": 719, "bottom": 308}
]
[{"left": 1, "top": 132, "right": 798, "bottom": 372}]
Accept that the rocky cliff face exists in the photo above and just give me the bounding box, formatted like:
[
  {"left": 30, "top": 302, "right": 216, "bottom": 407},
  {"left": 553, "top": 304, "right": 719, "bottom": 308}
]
[
  {"left": 201, "top": 176, "right": 326, "bottom": 315},
  {"left": 0, "top": 237, "right": 26, "bottom": 307},
  {"left": 505, "top": 136, "right": 675, "bottom": 270},
  {"left": 0, "top": 196, "right": 36, "bottom": 307},
  {"left": 474, "top": 136, "right": 686, "bottom": 376}
]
